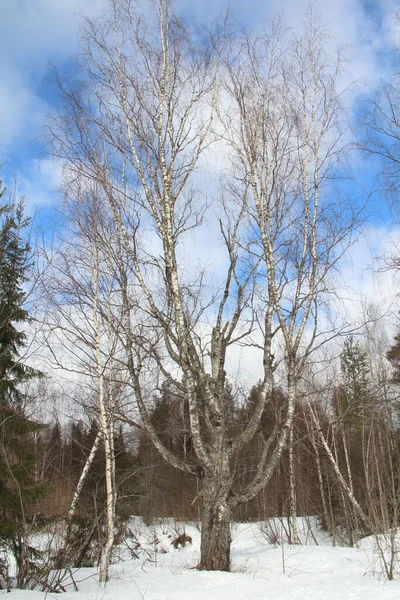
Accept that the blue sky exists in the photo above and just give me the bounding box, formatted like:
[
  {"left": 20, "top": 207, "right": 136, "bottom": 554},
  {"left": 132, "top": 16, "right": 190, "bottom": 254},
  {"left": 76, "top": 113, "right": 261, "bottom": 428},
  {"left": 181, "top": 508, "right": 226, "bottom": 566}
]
[{"left": 0, "top": 0, "right": 398, "bottom": 244}]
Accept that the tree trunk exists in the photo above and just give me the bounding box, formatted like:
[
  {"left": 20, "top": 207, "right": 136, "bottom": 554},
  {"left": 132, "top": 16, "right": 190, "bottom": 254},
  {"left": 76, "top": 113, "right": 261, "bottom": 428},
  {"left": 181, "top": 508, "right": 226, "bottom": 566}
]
[
  {"left": 308, "top": 418, "right": 333, "bottom": 539},
  {"left": 199, "top": 475, "right": 231, "bottom": 572},
  {"left": 67, "top": 430, "right": 103, "bottom": 525},
  {"left": 99, "top": 415, "right": 116, "bottom": 583},
  {"left": 55, "top": 430, "right": 103, "bottom": 569},
  {"left": 288, "top": 425, "right": 299, "bottom": 544}
]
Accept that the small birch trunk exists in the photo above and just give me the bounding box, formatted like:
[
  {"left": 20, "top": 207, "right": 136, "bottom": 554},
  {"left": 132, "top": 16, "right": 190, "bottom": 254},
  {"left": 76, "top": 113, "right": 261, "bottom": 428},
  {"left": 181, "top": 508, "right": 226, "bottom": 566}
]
[
  {"left": 93, "top": 319, "right": 116, "bottom": 581},
  {"left": 340, "top": 419, "right": 354, "bottom": 496},
  {"left": 91, "top": 220, "right": 117, "bottom": 584},
  {"left": 99, "top": 414, "right": 116, "bottom": 583},
  {"left": 67, "top": 431, "right": 103, "bottom": 525},
  {"left": 99, "top": 382, "right": 116, "bottom": 583},
  {"left": 288, "top": 425, "right": 299, "bottom": 544},
  {"left": 308, "top": 420, "right": 332, "bottom": 538},
  {"left": 56, "top": 430, "right": 102, "bottom": 568},
  {"left": 308, "top": 402, "right": 369, "bottom": 528}
]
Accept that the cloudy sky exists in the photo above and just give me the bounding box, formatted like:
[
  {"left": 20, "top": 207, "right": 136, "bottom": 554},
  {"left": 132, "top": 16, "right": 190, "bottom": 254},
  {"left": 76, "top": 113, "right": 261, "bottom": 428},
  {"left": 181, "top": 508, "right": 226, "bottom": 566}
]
[
  {"left": 1, "top": 0, "right": 400, "bottom": 330},
  {"left": 1, "top": 0, "right": 397, "bottom": 204}
]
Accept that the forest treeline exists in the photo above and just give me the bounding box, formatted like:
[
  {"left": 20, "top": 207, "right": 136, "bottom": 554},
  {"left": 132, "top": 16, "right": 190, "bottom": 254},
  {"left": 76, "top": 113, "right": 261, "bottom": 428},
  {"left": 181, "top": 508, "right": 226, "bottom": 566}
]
[{"left": 18, "top": 334, "right": 400, "bottom": 548}]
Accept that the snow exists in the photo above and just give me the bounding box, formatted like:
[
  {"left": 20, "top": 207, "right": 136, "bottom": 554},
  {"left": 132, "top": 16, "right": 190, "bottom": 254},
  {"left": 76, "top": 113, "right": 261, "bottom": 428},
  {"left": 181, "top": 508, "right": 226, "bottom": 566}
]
[{"left": 3, "top": 518, "right": 400, "bottom": 599}]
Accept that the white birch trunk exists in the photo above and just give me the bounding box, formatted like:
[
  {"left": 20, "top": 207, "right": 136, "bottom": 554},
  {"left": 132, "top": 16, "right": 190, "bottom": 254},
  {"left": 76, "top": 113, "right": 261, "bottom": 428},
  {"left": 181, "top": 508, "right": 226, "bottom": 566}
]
[
  {"left": 308, "top": 402, "right": 369, "bottom": 527},
  {"left": 57, "top": 430, "right": 102, "bottom": 566},
  {"left": 98, "top": 414, "right": 115, "bottom": 583},
  {"left": 288, "top": 425, "right": 299, "bottom": 544},
  {"left": 67, "top": 430, "right": 102, "bottom": 524},
  {"left": 306, "top": 413, "right": 332, "bottom": 538},
  {"left": 90, "top": 222, "right": 116, "bottom": 584},
  {"left": 199, "top": 441, "right": 232, "bottom": 571}
]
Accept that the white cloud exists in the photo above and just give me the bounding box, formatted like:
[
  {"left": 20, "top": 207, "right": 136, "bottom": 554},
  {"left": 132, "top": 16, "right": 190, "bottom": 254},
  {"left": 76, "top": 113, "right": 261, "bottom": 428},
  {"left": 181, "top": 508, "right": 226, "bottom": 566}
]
[
  {"left": 0, "top": 67, "right": 47, "bottom": 148},
  {"left": 1, "top": 156, "right": 66, "bottom": 218},
  {"left": 325, "top": 224, "right": 400, "bottom": 346},
  {"left": 0, "top": 0, "right": 107, "bottom": 68},
  {"left": 179, "top": 0, "right": 398, "bottom": 90},
  {"left": 0, "top": 0, "right": 108, "bottom": 151}
]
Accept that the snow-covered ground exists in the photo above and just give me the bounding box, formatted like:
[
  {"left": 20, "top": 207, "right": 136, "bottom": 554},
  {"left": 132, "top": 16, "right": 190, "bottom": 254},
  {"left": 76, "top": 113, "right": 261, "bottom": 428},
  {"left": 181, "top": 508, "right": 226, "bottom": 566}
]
[{"left": 4, "top": 517, "right": 400, "bottom": 599}]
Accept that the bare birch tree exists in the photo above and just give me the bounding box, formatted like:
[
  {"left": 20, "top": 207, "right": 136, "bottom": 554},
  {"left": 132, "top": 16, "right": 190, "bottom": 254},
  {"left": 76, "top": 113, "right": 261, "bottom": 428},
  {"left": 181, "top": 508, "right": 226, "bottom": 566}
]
[
  {"left": 363, "top": 72, "right": 400, "bottom": 211},
  {"left": 220, "top": 8, "right": 361, "bottom": 535},
  {"left": 46, "top": 0, "right": 360, "bottom": 571},
  {"left": 39, "top": 181, "right": 126, "bottom": 581}
]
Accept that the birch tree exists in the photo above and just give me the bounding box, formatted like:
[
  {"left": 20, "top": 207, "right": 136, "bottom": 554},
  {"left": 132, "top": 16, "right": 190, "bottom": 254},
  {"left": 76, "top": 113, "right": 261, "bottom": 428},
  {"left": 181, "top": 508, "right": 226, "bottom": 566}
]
[
  {"left": 40, "top": 182, "right": 125, "bottom": 581},
  {"left": 47, "top": 0, "right": 360, "bottom": 571},
  {"left": 363, "top": 71, "right": 400, "bottom": 210},
  {"left": 220, "top": 9, "right": 360, "bottom": 538}
]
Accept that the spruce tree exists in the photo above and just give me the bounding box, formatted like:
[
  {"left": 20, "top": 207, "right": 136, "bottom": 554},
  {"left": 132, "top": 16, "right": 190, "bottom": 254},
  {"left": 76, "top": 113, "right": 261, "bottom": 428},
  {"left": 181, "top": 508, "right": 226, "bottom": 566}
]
[
  {"left": 386, "top": 332, "right": 400, "bottom": 384},
  {"left": 339, "top": 336, "right": 374, "bottom": 426},
  {"left": 0, "top": 190, "right": 38, "bottom": 401},
  {"left": 0, "top": 182, "right": 44, "bottom": 586}
]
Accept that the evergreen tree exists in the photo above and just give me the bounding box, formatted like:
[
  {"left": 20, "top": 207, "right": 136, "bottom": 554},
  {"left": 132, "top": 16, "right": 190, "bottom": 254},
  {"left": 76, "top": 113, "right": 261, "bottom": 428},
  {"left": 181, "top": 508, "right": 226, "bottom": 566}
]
[
  {"left": 331, "top": 337, "right": 376, "bottom": 530},
  {"left": 338, "top": 336, "right": 374, "bottom": 426},
  {"left": 0, "top": 182, "right": 45, "bottom": 585},
  {"left": 387, "top": 332, "right": 400, "bottom": 384},
  {"left": 0, "top": 191, "right": 39, "bottom": 403}
]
